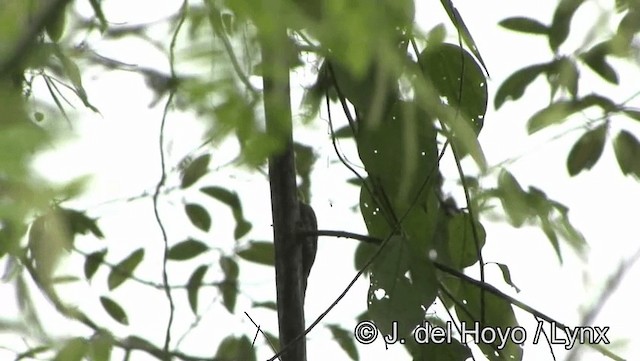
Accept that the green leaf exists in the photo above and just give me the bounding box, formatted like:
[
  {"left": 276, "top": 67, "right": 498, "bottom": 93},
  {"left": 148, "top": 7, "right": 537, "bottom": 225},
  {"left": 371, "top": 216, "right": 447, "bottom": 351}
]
[
  {"left": 84, "top": 249, "right": 106, "bottom": 280},
  {"left": 62, "top": 209, "right": 104, "bottom": 238},
  {"left": 252, "top": 301, "right": 277, "bottom": 310},
  {"left": 623, "top": 109, "right": 640, "bottom": 121},
  {"left": 447, "top": 213, "right": 486, "bottom": 269},
  {"left": 185, "top": 203, "right": 212, "bottom": 232},
  {"left": 200, "top": 186, "right": 251, "bottom": 239},
  {"left": 549, "top": 57, "right": 579, "bottom": 98},
  {"left": 439, "top": 0, "right": 489, "bottom": 74},
  {"left": 88, "top": 0, "right": 108, "bottom": 32},
  {"left": 494, "top": 262, "right": 521, "bottom": 292},
  {"left": 187, "top": 265, "right": 208, "bottom": 314},
  {"left": 107, "top": 248, "right": 144, "bottom": 291},
  {"left": 180, "top": 154, "right": 210, "bottom": 188},
  {"left": 45, "top": 5, "right": 67, "bottom": 42},
  {"left": 527, "top": 100, "right": 577, "bottom": 134},
  {"left": 53, "top": 338, "right": 87, "bottom": 361},
  {"left": 567, "top": 124, "right": 607, "bottom": 176},
  {"left": 419, "top": 43, "right": 488, "bottom": 134},
  {"left": 53, "top": 46, "right": 99, "bottom": 112},
  {"left": 613, "top": 130, "right": 640, "bottom": 178},
  {"left": 327, "top": 324, "right": 359, "bottom": 361},
  {"left": 100, "top": 296, "right": 129, "bottom": 325},
  {"left": 426, "top": 23, "right": 447, "bottom": 45},
  {"left": 406, "top": 317, "right": 472, "bottom": 360},
  {"left": 167, "top": 239, "right": 209, "bottom": 260},
  {"left": 332, "top": 125, "right": 354, "bottom": 139},
  {"left": 499, "top": 17, "right": 549, "bottom": 35},
  {"left": 454, "top": 282, "right": 523, "bottom": 361},
  {"left": 549, "top": 0, "right": 587, "bottom": 52},
  {"left": 214, "top": 336, "right": 256, "bottom": 361},
  {"left": 495, "top": 63, "right": 548, "bottom": 109},
  {"left": 220, "top": 280, "right": 237, "bottom": 313},
  {"left": 237, "top": 241, "right": 274, "bottom": 266},
  {"left": 581, "top": 44, "right": 619, "bottom": 84},
  {"left": 88, "top": 332, "right": 113, "bottom": 361},
  {"left": 220, "top": 256, "right": 239, "bottom": 279},
  {"left": 497, "top": 170, "right": 531, "bottom": 227}
]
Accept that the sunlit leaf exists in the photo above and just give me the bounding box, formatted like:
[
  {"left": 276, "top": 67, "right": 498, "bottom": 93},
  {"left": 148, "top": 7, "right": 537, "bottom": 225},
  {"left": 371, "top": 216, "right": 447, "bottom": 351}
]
[
  {"left": 187, "top": 265, "right": 208, "bottom": 314},
  {"left": 328, "top": 324, "right": 359, "bottom": 361},
  {"left": 185, "top": 203, "right": 212, "bottom": 232},
  {"left": 181, "top": 154, "right": 210, "bottom": 188},
  {"left": 168, "top": 239, "right": 209, "bottom": 260},
  {"left": 88, "top": 332, "right": 113, "bottom": 361},
  {"left": 567, "top": 124, "right": 607, "bottom": 176},
  {"left": 100, "top": 296, "right": 129, "bottom": 325},
  {"left": 237, "top": 241, "right": 274, "bottom": 266},
  {"left": 107, "top": 248, "right": 144, "bottom": 291},
  {"left": 499, "top": 17, "right": 549, "bottom": 35}
]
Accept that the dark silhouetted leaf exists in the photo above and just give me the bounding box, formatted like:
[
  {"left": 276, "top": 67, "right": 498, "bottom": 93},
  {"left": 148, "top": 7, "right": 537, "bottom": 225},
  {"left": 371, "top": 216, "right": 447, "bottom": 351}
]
[
  {"left": 107, "top": 249, "right": 144, "bottom": 291},
  {"left": 220, "top": 256, "right": 239, "bottom": 280},
  {"left": 237, "top": 241, "right": 274, "bottom": 266},
  {"left": 181, "top": 154, "right": 210, "bottom": 188},
  {"left": 623, "top": 109, "right": 640, "bottom": 121},
  {"left": 187, "top": 265, "right": 208, "bottom": 314},
  {"left": 495, "top": 63, "right": 548, "bottom": 109},
  {"left": 200, "top": 187, "right": 251, "bottom": 238},
  {"left": 567, "top": 124, "right": 607, "bottom": 176},
  {"left": 185, "top": 203, "right": 211, "bottom": 232},
  {"left": 499, "top": 17, "right": 549, "bottom": 34},
  {"left": 168, "top": 239, "right": 209, "bottom": 261},
  {"left": 84, "top": 250, "right": 106, "bottom": 280},
  {"left": 100, "top": 296, "right": 128, "bottom": 325},
  {"left": 581, "top": 45, "right": 619, "bottom": 84},
  {"left": 613, "top": 130, "right": 640, "bottom": 178},
  {"left": 252, "top": 301, "right": 277, "bottom": 310},
  {"left": 220, "top": 281, "right": 237, "bottom": 313},
  {"left": 328, "top": 324, "right": 359, "bottom": 360},
  {"left": 494, "top": 262, "right": 521, "bottom": 292}
]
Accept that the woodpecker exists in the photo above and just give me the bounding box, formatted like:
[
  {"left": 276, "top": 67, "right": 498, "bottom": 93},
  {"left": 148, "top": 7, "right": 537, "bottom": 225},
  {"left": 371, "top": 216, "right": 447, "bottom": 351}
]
[{"left": 298, "top": 201, "right": 318, "bottom": 297}]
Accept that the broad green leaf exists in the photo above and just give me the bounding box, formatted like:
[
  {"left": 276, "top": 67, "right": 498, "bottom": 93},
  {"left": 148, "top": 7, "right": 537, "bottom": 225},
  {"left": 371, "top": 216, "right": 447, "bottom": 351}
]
[
  {"left": 220, "top": 256, "right": 239, "bottom": 279},
  {"left": 187, "top": 265, "right": 208, "bottom": 314},
  {"left": 237, "top": 241, "right": 274, "bottom": 266},
  {"left": 107, "top": 248, "right": 144, "bottom": 290},
  {"left": 419, "top": 43, "right": 488, "bottom": 134},
  {"left": 368, "top": 274, "right": 424, "bottom": 339},
  {"left": 220, "top": 280, "right": 237, "bottom": 313},
  {"left": 499, "top": 17, "right": 549, "bottom": 35},
  {"left": 439, "top": 0, "right": 489, "bottom": 74},
  {"left": 581, "top": 44, "right": 619, "bottom": 84},
  {"left": 527, "top": 100, "right": 577, "bottom": 134},
  {"left": 53, "top": 337, "right": 87, "bottom": 361},
  {"left": 495, "top": 63, "right": 548, "bottom": 109},
  {"left": 45, "top": 5, "right": 67, "bottom": 42},
  {"left": 442, "top": 105, "right": 488, "bottom": 170},
  {"left": 497, "top": 170, "right": 531, "bottom": 227},
  {"left": 180, "top": 154, "right": 210, "bottom": 188},
  {"left": 84, "top": 250, "right": 107, "bottom": 280},
  {"left": 214, "top": 336, "right": 256, "bottom": 361},
  {"left": 200, "top": 187, "right": 251, "bottom": 239},
  {"left": 100, "top": 296, "right": 129, "bottom": 325},
  {"left": 447, "top": 213, "right": 486, "bottom": 269},
  {"left": 185, "top": 203, "right": 212, "bottom": 232},
  {"left": 357, "top": 101, "right": 439, "bottom": 212},
  {"left": 354, "top": 241, "right": 379, "bottom": 274},
  {"left": 613, "top": 130, "right": 640, "bottom": 178},
  {"left": 494, "top": 262, "right": 521, "bottom": 292},
  {"left": 328, "top": 324, "right": 359, "bottom": 361},
  {"left": 549, "top": 0, "right": 587, "bottom": 52},
  {"left": 167, "top": 239, "right": 209, "bottom": 260},
  {"left": 454, "top": 282, "right": 523, "bottom": 361},
  {"left": 88, "top": 332, "right": 113, "bottom": 361},
  {"left": 566, "top": 124, "right": 607, "bottom": 176},
  {"left": 548, "top": 57, "right": 579, "bottom": 98}
]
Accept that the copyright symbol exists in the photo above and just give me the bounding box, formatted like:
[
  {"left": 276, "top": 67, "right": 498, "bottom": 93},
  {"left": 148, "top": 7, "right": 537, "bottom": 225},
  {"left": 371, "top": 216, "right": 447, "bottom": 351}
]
[{"left": 354, "top": 320, "right": 378, "bottom": 344}]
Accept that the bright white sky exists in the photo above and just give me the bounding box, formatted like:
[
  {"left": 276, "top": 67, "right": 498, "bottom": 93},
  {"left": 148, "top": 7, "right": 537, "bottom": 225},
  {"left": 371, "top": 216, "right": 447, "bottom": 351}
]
[{"left": 1, "top": 0, "right": 638, "bottom": 360}]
